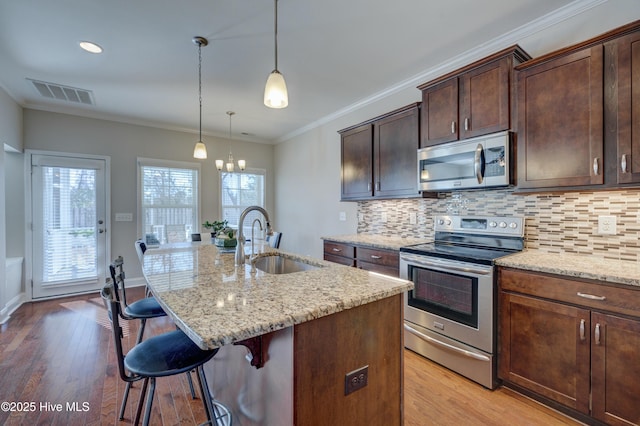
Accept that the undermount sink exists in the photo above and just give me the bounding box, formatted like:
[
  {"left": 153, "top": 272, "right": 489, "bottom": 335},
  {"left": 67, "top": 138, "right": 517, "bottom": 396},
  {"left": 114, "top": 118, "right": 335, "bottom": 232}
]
[{"left": 252, "top": 254, "right": 322, "bottom": 274}]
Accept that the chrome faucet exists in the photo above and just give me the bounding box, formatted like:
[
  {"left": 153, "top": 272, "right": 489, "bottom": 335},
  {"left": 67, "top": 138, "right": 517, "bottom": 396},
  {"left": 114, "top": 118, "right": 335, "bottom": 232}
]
[
  {"left": 235, "top": 206, "right": 273, "bottom": 265},
  {"left": 249, "top": 218, "right": 263, "bottom": 270}
]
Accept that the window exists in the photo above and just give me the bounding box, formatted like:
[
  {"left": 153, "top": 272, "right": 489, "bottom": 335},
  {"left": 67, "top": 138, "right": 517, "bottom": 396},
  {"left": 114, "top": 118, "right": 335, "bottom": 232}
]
[
  {"left": 220, "top": 170, "right": 265, "bottom": 236},
  {"left": 138, "top": 158, "right": 200, "bottom": 246}
]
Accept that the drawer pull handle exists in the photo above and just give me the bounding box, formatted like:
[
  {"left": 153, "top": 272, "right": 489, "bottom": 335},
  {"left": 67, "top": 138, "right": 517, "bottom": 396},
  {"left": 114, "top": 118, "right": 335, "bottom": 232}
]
[
  {"left": 579, "top": 319, "right": 586, "bottom": 341},
  {"left": 577, "top": 292, "right": 606, "bottom": 301},
  {"left": 370, "top": 255, "right": 382, "bottom": 259},
  {"left": 332, "top": 248, "right": 342, "bottom": 252},
  {"left": 595, "top": 323, "right": 601, "bottom": 345}
]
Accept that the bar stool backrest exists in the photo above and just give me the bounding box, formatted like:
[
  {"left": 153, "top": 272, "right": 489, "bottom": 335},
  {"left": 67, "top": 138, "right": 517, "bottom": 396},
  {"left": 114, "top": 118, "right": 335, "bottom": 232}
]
[
  {"left": 101, "top": 284, "right": 138, "bottom": 384},
  {"left": 109, "top": 256, "right": 130, "bottom": 312}
]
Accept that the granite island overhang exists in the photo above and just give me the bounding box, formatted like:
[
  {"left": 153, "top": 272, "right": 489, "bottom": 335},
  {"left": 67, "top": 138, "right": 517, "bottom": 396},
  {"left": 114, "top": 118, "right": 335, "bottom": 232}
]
[{"left": 142, "top": 242, "right": 413, "bottom": 426}]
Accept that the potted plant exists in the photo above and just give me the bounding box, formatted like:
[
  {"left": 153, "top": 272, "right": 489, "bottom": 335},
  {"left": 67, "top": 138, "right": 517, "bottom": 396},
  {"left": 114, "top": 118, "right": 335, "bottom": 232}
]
[{"left": 202, "top": 220, "right": 237, "bottom": 247}]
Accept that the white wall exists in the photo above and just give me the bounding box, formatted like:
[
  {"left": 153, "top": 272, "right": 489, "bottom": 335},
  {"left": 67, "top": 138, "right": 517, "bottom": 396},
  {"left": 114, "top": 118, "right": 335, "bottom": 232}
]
[
  {"left": 23, "top": 109, "right": 275, "bottom": 278},
  {"left": 0, "top": 85, "right": 23, "bottom": 322},
  {"left": 274, "top": 1, "right": 640, "bottom": 258}
]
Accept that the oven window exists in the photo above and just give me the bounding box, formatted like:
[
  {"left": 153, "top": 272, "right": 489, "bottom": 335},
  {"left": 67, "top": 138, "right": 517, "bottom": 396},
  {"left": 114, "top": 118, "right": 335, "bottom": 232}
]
[{"left": 407, "top": 266, "right": 478, "bottom": 328}]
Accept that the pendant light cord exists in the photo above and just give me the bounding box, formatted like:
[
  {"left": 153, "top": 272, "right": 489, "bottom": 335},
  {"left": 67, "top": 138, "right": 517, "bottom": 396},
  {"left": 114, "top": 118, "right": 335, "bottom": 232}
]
[
  {"left": 198, "top": 41, "right": 203, "bottom": 141},
  {"left": 274, "top": 0, "right": 278, "bottom": 71}
]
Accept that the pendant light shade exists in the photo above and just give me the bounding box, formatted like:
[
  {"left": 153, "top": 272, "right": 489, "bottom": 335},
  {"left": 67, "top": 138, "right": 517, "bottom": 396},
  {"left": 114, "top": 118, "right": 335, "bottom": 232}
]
[
  {"left": 193, "top": 36, "right": 208, "bottom": 159},
  {"left": 264, "top": 70, "right": 288, "bottom": 109},
  {"left": 264, "top": 0, "right": 288, "bottom": 109},
  {"left": 193, "top": 141, "right": 207, "bottom": 159}
]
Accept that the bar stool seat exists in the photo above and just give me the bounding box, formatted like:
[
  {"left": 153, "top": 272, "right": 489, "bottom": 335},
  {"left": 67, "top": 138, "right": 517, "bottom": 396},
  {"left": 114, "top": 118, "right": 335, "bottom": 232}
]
[
  {"left": 124, "top": 297, "right": 166, "bottom": 319},
  {"left": 125, "top": 330, "right": 216, "bottom": 378}
]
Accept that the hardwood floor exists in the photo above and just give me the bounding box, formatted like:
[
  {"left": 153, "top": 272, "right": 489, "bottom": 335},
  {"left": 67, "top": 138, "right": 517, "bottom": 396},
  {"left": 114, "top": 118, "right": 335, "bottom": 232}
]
[{"left": 0, "top": 288, "right": 582, "bottom": 425}]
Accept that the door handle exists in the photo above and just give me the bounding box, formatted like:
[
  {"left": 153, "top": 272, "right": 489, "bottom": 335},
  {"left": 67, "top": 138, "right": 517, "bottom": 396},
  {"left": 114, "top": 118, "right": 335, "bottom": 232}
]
[
  {"left": 404, "top": 323, "right": 490, "bottom": 362},
  {"left": 99, "top": 229, "right": 105, "bottom": 234},
  {"left": 474, "top": 144, "right": 484, "bottom": 184}
]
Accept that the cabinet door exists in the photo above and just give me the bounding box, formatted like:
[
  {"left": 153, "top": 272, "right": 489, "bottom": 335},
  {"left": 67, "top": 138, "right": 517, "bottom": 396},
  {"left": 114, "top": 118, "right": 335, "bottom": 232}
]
[
  {"left": 374, "top": 106, "right": 419, "bottom": 198},
  {"left": 498, "top": 292, "right": 591, "bottom": 413},
  {"left": 517, "top": 46, "right": 604, "bottom": 189},
  {"left": 341, "top": 124, "right": 373, "bottom": 200},
  {"left": 420, "top": 79, "right": 458, "bottom": 147},
  {"left": 613, "top": 30, "right": 640, "bottom": 184},
  {"left": 591, "top": 312, "right": 640, "bottom": 425},
  {"left": 459, "top": 57, "right": 510, "bottom": 140}
]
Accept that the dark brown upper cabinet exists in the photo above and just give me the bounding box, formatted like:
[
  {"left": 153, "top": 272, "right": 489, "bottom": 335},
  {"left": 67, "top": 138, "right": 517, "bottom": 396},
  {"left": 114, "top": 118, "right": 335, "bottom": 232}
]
[
  {"left": 340, "top": 103, "right": 421, "bottom": 201},
  {"left": 516, "top": 20, "right": 640, "bottom": 191},
  {"left": 608, "top": 28, "right": 640, "bottom": 185},
  {"left": 418, "top": 45, "right": 530, "bottom": 148}
]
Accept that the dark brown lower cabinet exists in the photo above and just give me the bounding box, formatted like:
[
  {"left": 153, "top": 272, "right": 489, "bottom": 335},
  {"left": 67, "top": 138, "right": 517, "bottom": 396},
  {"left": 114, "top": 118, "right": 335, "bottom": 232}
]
[
  {"left": 323, "top": 240, "right": 399, "bottom": 277},
  {"left": 499, "top": 267, "right": 640, "bottom": 426}
]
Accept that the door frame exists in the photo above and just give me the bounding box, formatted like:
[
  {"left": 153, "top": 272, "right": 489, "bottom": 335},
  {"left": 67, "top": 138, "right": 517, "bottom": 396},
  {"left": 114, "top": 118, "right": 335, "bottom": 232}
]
[{"left": 25, "top": 149, "right": 111, "bottom": 300}]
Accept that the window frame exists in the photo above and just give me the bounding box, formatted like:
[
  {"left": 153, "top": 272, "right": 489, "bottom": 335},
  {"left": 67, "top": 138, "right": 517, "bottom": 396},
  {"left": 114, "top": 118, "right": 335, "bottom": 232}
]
[
  {"left": 219, "top": 168, "right": 267, "bottom": 235},
  {"left": 137, "top": 157, "right": 201, "bottom": 246}
]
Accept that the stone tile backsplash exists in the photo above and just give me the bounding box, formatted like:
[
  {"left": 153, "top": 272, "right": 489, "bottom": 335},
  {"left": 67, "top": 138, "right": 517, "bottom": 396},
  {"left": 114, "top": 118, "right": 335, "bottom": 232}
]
[{"left": 357, "top": 188, "right": 640, "bottom": 262}]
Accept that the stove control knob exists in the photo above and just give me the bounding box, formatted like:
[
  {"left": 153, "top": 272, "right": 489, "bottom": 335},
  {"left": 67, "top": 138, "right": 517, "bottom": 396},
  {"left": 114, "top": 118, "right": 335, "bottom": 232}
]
[
  {"left": 438, "top": 219, "right": 445, "bottom": 225},
  {"left": 499, "top": 221, "right": 507, "bottom": 228},
  {"left": 509, "top": 222, "right": 518, "bottom": 229},
  {"left": 489, "top": 221, "right": 497, "bottom": 228},
  {"left": 445, "top": 219, "right": 452, "bottom": 226}
]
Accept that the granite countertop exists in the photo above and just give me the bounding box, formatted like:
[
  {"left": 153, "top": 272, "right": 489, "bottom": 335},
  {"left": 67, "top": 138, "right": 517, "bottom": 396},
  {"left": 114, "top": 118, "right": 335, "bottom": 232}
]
[
  {"left": 496, "top": 250, "right": 640, "bottom": 287},
  {"left": 322, "top": 234, "right": 427, "bottom": 251},
  {"left": 142, "top": 242, "right": 413, "bottom": 350}
]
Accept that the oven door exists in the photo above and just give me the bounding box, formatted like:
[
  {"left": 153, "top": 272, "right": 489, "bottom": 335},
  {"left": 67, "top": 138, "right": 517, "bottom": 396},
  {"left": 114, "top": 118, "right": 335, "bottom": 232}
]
[{"left": 400, "top": 253, "right": 494, "bottom": 353}]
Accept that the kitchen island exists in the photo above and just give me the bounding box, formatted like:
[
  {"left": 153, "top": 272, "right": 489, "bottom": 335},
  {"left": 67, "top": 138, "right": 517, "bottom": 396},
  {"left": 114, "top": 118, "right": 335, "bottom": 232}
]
[{"left": 142, "top": 241, "right": 412, "bottom": 426}]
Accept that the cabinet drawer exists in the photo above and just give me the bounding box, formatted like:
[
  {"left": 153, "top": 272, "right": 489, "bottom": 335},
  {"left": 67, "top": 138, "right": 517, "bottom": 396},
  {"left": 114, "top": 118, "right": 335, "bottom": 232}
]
[
  {"left": 324, "top": 241, "right": 355, "bottom": 258},
  {"left": 356, "top": 260, "right": 399, "bottom": 278},
  {"left": 356, "top": 247, "right": 399, "bottom": 268},
  {"left": 499, "top": 268, "right": 640, "bottom": 318},
  {"left": 324, "top": 253, "right": 355, "bottom": 267}
]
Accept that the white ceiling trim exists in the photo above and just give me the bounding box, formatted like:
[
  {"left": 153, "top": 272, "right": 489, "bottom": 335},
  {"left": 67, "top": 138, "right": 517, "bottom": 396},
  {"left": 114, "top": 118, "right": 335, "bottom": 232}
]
[{"left": 277, "top": 0, "right": 607, "bottom": 144}]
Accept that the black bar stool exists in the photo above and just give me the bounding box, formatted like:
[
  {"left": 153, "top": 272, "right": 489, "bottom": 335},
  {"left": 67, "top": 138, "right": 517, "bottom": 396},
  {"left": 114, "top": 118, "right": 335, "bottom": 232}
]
[
  {"left": 109, "top": 255, "right": 197, "bottom": 419},
  {"left": 101, "top": 284, "right": 222, "bottom": 426}
]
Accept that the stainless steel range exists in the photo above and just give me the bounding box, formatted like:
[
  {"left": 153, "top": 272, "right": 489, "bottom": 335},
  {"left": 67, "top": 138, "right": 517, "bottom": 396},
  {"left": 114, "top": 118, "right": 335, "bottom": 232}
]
[{"left": 400, "top": 215, "right": 524, "bottom": 389}]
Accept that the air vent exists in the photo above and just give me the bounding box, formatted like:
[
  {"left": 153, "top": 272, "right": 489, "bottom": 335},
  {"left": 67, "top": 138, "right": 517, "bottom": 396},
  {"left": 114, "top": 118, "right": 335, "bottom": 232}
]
[{"left": 28, "top": 79, "right": 94, "bottom": 105}]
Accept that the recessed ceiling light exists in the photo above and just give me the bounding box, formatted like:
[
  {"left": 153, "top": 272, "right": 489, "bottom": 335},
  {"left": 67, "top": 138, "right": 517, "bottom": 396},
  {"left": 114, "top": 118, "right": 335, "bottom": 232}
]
[{"left": 79, "top": 41, "right": 103, "bottom": 54}]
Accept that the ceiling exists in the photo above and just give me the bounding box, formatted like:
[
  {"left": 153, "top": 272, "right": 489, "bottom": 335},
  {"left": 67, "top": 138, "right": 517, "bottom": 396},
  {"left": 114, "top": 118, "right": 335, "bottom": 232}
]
[{"left": 0, "top": 0, "right": 598, "bottom": 143}]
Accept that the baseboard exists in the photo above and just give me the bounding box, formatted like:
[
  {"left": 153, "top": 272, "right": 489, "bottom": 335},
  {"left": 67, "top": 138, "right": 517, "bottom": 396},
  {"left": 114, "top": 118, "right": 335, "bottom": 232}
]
[{"left": 0, "top": 292, "right": 28, "bottom": 325}]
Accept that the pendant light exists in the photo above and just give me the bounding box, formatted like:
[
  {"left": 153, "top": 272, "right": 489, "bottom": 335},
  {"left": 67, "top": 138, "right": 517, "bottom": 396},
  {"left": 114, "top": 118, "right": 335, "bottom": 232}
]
[
  {"left": 216, "top": 111, "right": 246, "bottom": 172},
  {"left": 263, "top": 0, "right": 288, "bottom": 109},
  {"left": 193, "top": 36, "right": 208, "bottom": 159}
]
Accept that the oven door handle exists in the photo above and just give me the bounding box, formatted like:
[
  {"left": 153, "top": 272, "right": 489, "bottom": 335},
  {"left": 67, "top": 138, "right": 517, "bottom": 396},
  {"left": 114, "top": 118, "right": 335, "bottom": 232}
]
[
  {"left": 401, "top": 255, "right": 492, "bottom": 275},
  {"left": 404, "top": 323, "right": 490, "bottom": 362}
]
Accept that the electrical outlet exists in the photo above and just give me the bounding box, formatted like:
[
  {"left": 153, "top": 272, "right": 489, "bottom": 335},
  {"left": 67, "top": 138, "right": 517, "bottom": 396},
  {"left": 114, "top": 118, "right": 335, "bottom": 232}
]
[
  {"left": 344, "top": 365, "right": 368, "bottom": 395},
  {"left": 339, "top": 211, "right": 346, "bottom": 221},
  {"left": 597, "top": 215, "right": 617, "bottom": 235}
]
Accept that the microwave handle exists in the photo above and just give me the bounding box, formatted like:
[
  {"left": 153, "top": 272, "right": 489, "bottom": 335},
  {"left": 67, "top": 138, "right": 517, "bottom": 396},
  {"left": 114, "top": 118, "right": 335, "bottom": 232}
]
[{"left": 474, "top": 144, "right": 484, "bottom": 184}]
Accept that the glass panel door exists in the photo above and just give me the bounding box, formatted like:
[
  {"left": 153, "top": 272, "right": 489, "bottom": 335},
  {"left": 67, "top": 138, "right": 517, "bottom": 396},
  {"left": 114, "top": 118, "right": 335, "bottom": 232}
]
[{"left": 31, "top": 154, "right": 108, "bottom": 298}]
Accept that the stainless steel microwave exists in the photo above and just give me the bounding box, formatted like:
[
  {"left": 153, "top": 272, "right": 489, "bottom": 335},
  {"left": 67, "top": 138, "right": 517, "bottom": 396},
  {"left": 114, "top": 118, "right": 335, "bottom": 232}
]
[{"left": 418, "top": 131, "right": 512, "bottom": 192}]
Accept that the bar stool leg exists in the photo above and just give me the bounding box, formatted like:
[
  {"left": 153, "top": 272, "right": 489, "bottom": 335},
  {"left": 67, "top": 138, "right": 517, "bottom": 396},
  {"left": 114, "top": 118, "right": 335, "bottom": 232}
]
[
  {"left": 134, "top": 378, "right": 149, "bottom": 426},
  {"left": 119, "top": 381, "right": 132, "bottom": 420},
  {"left": 142, "top": 377, "right": 156, "bottom": 426}
]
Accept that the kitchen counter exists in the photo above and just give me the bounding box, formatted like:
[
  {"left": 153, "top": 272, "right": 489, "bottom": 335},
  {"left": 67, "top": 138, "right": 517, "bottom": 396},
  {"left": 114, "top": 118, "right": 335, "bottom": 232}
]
[
  {"left": 142, "top": 240, "right": 411, "bottom": 425},
  {"left": 321, "top": 234, "right": 426, "bottom": 251},
  {"left": 142, "top": 241, "right": 413, "bottom": 349},
  {"left": 496, "top": 250, "right": 640, "bottom": 287}
]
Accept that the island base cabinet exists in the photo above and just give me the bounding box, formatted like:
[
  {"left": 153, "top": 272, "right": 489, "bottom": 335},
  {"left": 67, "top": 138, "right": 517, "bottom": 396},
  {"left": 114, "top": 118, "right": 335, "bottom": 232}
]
[
  {"left": 203, "top": 294, "right": 404, "bottom": 426},
  {"left": 294, "top": 294, "right": 403, "bottom": 426}
]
